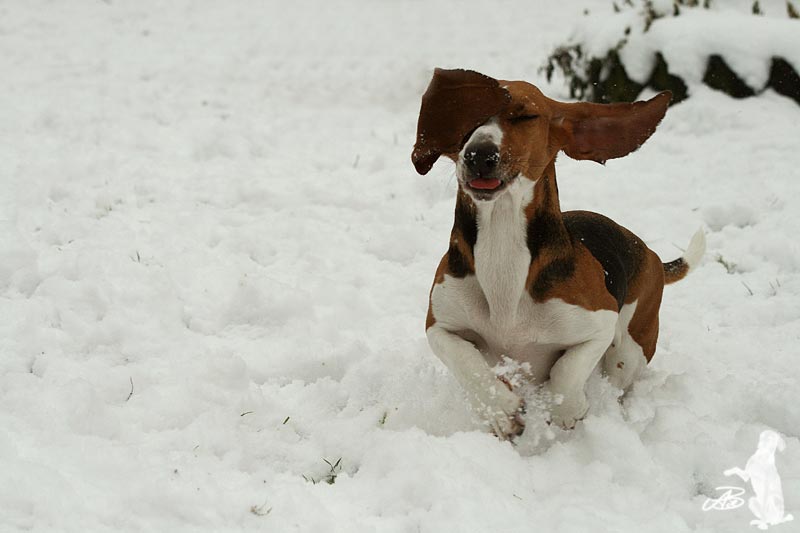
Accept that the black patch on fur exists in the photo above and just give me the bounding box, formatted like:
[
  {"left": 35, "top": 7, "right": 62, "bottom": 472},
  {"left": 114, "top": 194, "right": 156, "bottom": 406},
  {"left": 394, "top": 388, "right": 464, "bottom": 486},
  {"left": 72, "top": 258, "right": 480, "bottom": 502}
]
[
  {"left": 562, "top": 211, "right": 643, "bottom": 309},
  {"left": 526, "top": 178, "right": 570, "bottom": 263},
  {"left": 447, "top": 194, "right": 477, "bottom": 278},
  {"left": 526, "top": 212, "right": 568, "bottom": 263},
  {"left": 530, "top": 257, "right": 576, "bottom": 300},
  {"left": 663, "top": 257, "right": 688, "bottom": 282},
  {"left": 447, "top": 244, "right": 472, "bottom": 278},
  {"left": 454, "top": 196, "right": 478, "bottom": 250}
]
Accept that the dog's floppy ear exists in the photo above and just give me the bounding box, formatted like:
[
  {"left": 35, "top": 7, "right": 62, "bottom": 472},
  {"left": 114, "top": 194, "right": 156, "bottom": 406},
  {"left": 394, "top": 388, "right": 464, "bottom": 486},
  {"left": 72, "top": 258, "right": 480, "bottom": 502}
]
[
  {"left": 548, "top": 92, "right": 672, "bottom": 164},
  {"left": 412, "top": 68, "right": 510, "bottom": 175}
]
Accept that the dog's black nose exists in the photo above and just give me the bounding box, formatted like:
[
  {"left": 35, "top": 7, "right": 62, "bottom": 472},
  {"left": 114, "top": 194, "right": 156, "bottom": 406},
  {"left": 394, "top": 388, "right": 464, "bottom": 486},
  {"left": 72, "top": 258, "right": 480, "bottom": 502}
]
[{"left": 463, "top": 143, "right": 500, "bottom": 177}]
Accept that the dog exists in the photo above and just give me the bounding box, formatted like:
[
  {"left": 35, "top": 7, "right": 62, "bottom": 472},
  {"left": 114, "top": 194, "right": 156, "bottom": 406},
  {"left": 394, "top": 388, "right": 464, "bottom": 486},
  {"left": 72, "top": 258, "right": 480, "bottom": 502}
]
[
  {"left": 725, "top": 430, "right": 794, "bottom": 530},
  {"left": 412, "top": 69, "right": 704, "bottom": 439}
]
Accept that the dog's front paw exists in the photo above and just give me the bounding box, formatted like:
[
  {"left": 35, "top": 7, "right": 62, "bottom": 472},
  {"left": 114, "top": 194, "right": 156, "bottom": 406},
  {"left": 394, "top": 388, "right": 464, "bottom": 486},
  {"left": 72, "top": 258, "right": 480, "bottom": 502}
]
[
  {"left": 473, "top": 382, "right": 525, "bottom": 440},
  {"left": 543, "top": 385, "right": 588, "bottom": 430},
  {"left": 488, "top": 405, "right": 526, "bottom": 441}
]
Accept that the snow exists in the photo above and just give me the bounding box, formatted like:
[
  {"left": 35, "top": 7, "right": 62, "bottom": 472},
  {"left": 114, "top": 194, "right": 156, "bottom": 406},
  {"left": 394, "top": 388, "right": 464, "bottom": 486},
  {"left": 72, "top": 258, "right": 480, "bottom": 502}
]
[
  {"left": 622, "top": 11, "right": 800, "bottom": 88},
  {"left": 1, "top": 1, "right": 799, "bottom": 531},
  {"left": 570, "top": 1, "right": 800, "bottom": 92}
]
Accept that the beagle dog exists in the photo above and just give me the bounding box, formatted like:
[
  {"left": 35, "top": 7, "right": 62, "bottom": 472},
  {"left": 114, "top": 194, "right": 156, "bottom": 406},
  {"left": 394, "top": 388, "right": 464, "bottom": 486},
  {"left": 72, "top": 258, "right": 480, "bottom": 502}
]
[{"left": 412, "top": 69, "right": 704, "bottom": 439}]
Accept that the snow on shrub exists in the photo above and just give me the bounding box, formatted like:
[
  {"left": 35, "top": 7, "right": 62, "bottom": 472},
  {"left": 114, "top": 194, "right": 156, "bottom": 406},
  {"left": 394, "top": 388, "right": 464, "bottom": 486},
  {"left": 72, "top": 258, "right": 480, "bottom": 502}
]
[{"left": 542, "top": 0, "right": 800, "bottom": 105}]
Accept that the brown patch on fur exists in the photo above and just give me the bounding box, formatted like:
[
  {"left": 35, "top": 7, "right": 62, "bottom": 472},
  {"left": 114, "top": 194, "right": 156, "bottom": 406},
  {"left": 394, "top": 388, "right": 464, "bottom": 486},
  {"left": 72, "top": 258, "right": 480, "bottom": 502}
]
[
  {"left": 529, "top": 243, "right": 618, "bottom": 312},
  {"left": 524, "top": 165, "right": 563, "bottom": 220},
  {"left": 444, "top": 191, "right": 477, "bottom": 278},
  {"left": 426, "top": 192, "right": 480, "bottom": 330},
  {"left": 425, "top": 304, "right": 436, "bottom": 330},
  {"left": 448, "top": 233, "right": 476, "bottom": 275},
  {"left": 521, "top": 169, "right": 617, "bottom": 313},
  {"left": 425, "top": 254, "right": 448, "bottom": 330},
  {"left": 663, "top": 257, "right": 690, "bottom": 284}
]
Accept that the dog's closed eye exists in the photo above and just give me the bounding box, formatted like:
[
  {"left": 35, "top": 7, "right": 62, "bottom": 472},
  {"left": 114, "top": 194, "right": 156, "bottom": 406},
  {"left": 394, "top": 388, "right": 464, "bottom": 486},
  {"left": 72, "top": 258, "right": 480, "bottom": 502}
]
[{"left": 509, "top": 114, "right": 540, "bottom": 124}]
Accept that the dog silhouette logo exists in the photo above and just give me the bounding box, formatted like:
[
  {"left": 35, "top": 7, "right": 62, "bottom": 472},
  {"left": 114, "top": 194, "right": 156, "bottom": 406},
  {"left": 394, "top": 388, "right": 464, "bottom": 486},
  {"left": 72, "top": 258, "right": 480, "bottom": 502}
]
[{"left": 719, "top": 430, "right": 794, "bottom": 530}]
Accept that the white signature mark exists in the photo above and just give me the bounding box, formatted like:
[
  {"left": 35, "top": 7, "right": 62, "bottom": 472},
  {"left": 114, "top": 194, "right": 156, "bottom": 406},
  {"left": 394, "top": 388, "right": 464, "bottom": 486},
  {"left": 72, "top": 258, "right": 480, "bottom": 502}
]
[{"left": 703, "top": 486, "right": 746, "bottom": 511}]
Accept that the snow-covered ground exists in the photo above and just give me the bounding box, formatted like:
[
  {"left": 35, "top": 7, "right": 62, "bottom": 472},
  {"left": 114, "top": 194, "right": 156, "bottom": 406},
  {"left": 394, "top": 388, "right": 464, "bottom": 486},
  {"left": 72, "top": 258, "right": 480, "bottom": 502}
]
[{"left": 1, "top": 1, "right": 799, "bottom": 531}]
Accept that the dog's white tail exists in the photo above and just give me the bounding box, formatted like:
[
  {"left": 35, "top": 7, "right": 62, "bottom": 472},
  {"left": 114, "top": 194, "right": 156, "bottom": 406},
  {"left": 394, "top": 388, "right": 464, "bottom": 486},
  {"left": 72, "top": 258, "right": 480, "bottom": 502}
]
[{"left": 663, "top": 228, "right": 706, "bottom": 285}]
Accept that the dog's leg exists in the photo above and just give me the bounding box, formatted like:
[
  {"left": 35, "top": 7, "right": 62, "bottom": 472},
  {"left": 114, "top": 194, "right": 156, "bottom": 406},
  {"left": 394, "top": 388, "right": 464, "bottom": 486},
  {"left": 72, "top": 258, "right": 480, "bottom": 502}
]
[
  {"left": 427, "top": 326, "right": 524, "bottom": 439},
  {"left": 604, "top": 253, "right": 665, "bottom": 392},
  {"left": 603, "top": 302, "right": 648, "bottom": 391},
  {"left": 543, "top": 334, "right": 614, "bottom": 429},
  {"left": 602, "top": 343, "right": 646, "bottom": 391},
  {"left": 723, "top": 467, "right": 750, "bottom": 482}
]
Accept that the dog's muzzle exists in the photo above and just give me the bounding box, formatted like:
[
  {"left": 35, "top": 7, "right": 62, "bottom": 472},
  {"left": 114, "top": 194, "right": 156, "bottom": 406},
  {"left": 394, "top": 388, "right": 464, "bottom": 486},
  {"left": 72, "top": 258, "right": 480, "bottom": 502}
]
[{"left": 463, "top": 142, "right": 504, "bottom": 192}]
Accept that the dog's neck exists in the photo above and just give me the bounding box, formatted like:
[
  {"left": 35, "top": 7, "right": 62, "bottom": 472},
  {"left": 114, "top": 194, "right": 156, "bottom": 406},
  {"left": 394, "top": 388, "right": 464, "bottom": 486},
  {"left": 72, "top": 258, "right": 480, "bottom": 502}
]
[
  {"left": 524, "top": 162, "right": 572, "bottom": 262},
  {"left": 452, "top": 162, "right": 572, "bottom": 324}
]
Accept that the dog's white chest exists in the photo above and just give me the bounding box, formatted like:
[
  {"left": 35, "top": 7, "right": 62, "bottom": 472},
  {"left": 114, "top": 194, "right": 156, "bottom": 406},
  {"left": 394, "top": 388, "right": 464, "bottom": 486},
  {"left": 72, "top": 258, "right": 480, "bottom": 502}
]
[
  {"left": 430, "top": 180, "right": 616, "bottom": 382},
  {"left": 473, "top": 186, "right": 532, "bottom": 330},
  {"left": 431, "top": 272, "right": 614, "bottom": 383}
]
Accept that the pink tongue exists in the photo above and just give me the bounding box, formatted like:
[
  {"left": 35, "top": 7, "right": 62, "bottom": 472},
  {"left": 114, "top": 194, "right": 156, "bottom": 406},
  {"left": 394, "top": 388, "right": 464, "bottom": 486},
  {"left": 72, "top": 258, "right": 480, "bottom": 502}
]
[{"left": 470, "top": 178, "right": 501, "bottom": 190}]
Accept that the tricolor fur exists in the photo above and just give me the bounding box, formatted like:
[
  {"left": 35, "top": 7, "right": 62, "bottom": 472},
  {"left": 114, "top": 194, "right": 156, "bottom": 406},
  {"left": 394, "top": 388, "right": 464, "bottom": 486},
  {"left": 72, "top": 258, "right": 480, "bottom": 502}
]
[{"left": 414, "top": 69, "right": 705, "bottom": 439}]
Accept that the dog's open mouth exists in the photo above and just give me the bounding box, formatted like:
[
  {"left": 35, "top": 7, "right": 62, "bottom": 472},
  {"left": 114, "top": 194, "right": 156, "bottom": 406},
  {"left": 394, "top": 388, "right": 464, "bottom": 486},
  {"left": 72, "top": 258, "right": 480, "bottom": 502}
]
[
  {"left": 468, "top": 178, "right": 502, "bottom": 190},
  {"left": 465, "top": 176, "right": 512, "bottom": 199}
]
